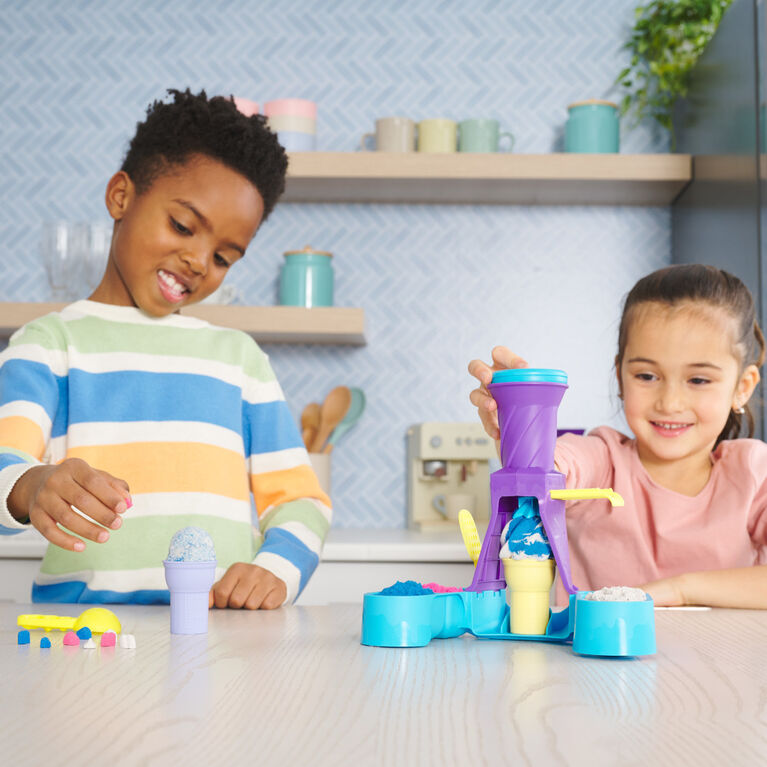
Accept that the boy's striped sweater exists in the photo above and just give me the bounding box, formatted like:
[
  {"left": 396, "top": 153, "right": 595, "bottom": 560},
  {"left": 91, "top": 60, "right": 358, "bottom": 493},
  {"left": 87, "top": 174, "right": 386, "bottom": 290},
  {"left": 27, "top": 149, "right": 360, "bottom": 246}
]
[{"left": 0, "top": 301, "right": 331, "bottom": 604}]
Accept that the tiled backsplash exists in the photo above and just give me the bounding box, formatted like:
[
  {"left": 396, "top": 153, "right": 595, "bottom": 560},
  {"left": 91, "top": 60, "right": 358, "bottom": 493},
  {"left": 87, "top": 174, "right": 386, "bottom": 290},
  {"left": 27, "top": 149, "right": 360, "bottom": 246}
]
[{"left": 0, "top": 0, "right": 670, "bottom": 527}]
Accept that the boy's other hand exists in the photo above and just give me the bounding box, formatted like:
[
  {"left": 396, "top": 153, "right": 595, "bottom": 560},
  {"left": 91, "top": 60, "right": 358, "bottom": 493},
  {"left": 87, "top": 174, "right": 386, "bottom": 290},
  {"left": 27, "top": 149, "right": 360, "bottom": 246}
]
[
  {"left": 7, "top": 458, "right": 131, "bottom": 552},
  {"left": 209, "top": 563, "right": 287, "bottom": 610},
  {"left": 468, "top": 346, "right": 528, "bottom": 440}
]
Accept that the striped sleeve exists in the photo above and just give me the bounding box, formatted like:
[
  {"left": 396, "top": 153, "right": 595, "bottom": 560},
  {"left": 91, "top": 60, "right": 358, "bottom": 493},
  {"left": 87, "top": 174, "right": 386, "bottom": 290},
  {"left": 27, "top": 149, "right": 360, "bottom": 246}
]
[
  {"left": 242, "top": 345, "right": 332, "bottom": 604},
  {"left": 0, "top": 321, "right": 61, "bottom": 533}
]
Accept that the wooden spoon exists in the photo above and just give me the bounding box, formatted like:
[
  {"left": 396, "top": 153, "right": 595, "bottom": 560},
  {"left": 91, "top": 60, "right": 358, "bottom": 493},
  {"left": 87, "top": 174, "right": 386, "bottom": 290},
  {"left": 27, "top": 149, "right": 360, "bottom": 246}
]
[
  {"left": 310, "top": 386, "right": 351, "bottom": 453},
  {"left": 301, "top": 402, "right": 321, "bottom": 450}
]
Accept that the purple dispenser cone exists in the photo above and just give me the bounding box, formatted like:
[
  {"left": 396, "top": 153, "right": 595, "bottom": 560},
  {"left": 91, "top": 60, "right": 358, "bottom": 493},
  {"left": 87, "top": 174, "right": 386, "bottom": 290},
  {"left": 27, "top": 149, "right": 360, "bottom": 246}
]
[
  {"left": 468, "top": 369, "right": 578, "bottom": 595},
  {"left": 163, "top": 560, "right": 216, "bottom": 634}
]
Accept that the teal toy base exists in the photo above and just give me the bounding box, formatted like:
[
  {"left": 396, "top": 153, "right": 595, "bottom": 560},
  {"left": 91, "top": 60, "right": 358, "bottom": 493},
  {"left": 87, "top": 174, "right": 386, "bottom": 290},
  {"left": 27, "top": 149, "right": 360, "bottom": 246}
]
[{"left": 361, "top": 590, "right": 655, "bottom": 657}]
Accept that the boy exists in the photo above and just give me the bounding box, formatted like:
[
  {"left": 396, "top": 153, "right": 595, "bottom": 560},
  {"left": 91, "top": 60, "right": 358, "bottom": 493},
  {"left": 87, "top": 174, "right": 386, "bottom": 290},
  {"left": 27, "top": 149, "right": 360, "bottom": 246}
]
[{"left": 0, "top": 89, "right": 331, "bottom": 609}]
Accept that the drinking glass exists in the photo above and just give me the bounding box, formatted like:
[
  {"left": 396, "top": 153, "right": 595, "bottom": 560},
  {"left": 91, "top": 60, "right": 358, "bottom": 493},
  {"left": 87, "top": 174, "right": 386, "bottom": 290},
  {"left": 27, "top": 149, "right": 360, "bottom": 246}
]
[{"left": 41, "top": 221, "right": 89, "bottom": 301}]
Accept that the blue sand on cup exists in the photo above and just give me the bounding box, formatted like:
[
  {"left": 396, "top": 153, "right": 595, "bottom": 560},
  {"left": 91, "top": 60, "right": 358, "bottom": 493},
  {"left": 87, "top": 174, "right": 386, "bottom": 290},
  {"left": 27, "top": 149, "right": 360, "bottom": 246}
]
[{"left": 167, "top": 526, "right": 216, "bottom": 562}]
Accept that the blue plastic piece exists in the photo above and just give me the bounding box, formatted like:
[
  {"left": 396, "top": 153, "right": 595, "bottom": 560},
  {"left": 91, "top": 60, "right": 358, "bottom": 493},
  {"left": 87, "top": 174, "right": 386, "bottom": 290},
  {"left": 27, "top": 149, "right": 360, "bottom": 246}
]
[
  {"left": 76, "top": 626, "right": 92, "bottom": 640},
  {"left": 40, "top": 637, "right": 51, "bottom": 648},
  {"left": 572, "top": 592, "right": 657, "bottom": 656},
  {"left": 378, "top": 580, "right": 434, "bottom": 596},
  {"left": 491, "top": 368, "right": 568, "bottom": 384},
  {"left": 361, "top": 590, "right": 655, "bottom": 656},
  {"left": 17, "top": 630, "right": 30, "bottom": 645}
]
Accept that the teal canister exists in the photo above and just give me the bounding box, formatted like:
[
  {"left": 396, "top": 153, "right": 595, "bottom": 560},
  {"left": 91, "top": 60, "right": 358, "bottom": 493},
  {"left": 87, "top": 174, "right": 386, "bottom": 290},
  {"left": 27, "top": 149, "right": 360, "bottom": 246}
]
[
  {"left": 279, "top": 245, "right": 334, "bottom": 307},
  {"left": 564, "top": 100, "right": 619, "bottom": 153}
]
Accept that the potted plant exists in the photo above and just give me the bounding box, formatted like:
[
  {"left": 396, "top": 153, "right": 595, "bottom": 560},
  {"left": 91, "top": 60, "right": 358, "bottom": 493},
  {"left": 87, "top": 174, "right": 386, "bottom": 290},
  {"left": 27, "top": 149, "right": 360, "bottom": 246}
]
[{"left": 617, "top": 0, "right": 733, "bottom": 147}]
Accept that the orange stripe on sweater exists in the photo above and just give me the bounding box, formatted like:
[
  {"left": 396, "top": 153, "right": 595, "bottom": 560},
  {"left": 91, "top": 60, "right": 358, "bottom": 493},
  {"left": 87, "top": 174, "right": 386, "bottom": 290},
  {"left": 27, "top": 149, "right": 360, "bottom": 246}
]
[
  {"left": 67, "top": 442, "right": 250, "bottom": 500},
  {"left": 250, "top": 464, "right": 331, "bottom": 516},
  {"left": 0, "top": 416, "right": 45, "bottom": 460}
]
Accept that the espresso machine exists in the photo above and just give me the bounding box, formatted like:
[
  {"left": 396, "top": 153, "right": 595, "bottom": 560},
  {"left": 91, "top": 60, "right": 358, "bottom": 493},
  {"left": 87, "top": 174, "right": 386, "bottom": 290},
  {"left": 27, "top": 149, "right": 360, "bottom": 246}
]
[{"left": 406, "top": 422, "right": 498, "bottom": 530}]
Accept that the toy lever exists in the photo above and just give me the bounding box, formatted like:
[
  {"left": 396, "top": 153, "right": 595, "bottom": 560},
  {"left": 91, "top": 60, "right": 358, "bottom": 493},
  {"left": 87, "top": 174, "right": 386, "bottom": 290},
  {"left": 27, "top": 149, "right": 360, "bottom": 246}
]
[
  {"left": 549, "top": 488, "right": 624, "bottom": 506},
  {"left": 458, "top": 509, "right": 482, "bottom": 566},
  {"left": 17, "top": 614, "right": 76, "bottom": 632}
]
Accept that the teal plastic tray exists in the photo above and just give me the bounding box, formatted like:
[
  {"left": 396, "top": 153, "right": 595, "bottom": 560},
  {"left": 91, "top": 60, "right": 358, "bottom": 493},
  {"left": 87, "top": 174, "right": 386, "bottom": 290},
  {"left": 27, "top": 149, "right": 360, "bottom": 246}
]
[{"left": 361, "top": 589, "right": 655, "bottom": 657}]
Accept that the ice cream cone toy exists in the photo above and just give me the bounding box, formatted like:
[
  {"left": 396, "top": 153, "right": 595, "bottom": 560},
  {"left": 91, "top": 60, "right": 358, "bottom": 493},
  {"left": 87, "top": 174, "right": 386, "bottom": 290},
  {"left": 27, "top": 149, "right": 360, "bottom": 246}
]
[
  {"left": 499, "top": 497, "right": 555, "bottom": 635},
  {"left": 164, "top": 526, "right": 217, "bottom": 635}
]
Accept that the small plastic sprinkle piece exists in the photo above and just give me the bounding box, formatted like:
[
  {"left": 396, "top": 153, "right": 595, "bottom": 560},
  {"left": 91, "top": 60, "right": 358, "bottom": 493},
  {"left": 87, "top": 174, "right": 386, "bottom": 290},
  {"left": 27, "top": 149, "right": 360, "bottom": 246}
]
[
  {"left": 63, "top": 630, "right": 79, "bottom": 646},
  {"left": 83, "top": 638, "right": 96, "bottom": 649},
  {"left": 100, "top": 630, "right": 116, "bottom": 647},
  {"left": 119, "top": 633, "right": 136, "bottom": 649},
  {"left": 17, "top": 630, "right": 30, "bottom": 645},
  {"left": 40, "top": 637, "right": 51, "bottom": 648},
  {"left": 76, "top": 626, "right": 92, "bottom": 640}
]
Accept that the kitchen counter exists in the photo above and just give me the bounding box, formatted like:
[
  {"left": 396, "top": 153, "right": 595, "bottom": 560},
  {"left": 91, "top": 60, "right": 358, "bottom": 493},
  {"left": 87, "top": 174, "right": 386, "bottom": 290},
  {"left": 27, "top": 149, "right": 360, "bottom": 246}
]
[{"left": 3, "top": 602, "right": 766, "bottom": 765}]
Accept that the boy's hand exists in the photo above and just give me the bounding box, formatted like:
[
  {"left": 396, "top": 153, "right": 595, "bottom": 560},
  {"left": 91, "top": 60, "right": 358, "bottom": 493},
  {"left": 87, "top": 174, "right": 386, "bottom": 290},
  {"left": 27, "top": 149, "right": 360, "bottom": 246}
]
[
  {"left": 7, "top": 458, "right": 131, "bottom": 552},
  {"left": 468, "top": 346, "right": 528, "bottom": 440},
  {"left": 209, "top": 563, "right": 287, "bottom": 610}
]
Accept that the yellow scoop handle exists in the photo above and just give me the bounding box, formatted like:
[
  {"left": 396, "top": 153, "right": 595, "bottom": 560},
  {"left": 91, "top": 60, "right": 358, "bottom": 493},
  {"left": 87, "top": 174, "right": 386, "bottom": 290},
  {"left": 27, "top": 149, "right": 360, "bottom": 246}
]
[
  {"left": 458, "top": 509, "right": 482, "bottom": 566},
  {"left": 549, "top": 488, "right": 624, "bottom": 506},
  {"left": 17, "top": 607, "right": 121, "bottom": 634}
]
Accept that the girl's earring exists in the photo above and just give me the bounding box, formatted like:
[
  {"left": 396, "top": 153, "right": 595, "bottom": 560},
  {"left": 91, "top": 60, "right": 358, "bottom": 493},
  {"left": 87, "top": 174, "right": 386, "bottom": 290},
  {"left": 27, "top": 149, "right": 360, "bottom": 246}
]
[{"left": 734, "top": 405, "right": 746, "bottom": 414}]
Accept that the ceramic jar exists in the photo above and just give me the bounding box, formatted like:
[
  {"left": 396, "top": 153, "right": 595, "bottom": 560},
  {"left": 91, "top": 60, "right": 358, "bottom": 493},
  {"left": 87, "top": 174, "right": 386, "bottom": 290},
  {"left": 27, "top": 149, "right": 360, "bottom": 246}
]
[
  {"left": 564, "top": 100, "right": 620, "bottom": 153},
  {"left": 279, "top": 245, "right": 334, "bottom": 307}
]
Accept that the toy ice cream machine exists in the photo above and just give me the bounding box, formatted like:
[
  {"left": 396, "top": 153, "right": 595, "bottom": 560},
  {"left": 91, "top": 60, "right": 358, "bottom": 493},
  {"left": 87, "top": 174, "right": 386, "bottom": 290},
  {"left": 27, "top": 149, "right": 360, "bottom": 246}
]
[
  {"left": 363, "top": 370, "right": 657, "bottom": 657},
  {"left": 406, "top": 422, "right": 497, "bottom": 530}
]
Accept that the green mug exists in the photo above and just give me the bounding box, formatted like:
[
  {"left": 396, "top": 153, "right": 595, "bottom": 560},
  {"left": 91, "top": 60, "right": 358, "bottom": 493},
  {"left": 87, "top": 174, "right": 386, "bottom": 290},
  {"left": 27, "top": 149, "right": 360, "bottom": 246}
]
[
  {"left": 564, "top": 100, "right": 619, "bottom": 153},
  {"left": 458, "top": 119, "right": 514, "bottom": 153}
]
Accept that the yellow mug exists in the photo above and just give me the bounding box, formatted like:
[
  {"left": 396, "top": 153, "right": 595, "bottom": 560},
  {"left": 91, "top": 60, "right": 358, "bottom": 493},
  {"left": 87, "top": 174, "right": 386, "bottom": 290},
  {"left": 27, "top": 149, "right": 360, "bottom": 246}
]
[{"left": 417, "top": 119, "right": 457, "bottom": 153}]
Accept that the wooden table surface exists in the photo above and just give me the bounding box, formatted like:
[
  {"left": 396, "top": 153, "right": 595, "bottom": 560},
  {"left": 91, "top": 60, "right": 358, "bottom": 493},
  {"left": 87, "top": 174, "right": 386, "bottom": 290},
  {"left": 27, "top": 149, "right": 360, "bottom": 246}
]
[{"left": 2, "top": 602, "right": 766, "bottom": 766}]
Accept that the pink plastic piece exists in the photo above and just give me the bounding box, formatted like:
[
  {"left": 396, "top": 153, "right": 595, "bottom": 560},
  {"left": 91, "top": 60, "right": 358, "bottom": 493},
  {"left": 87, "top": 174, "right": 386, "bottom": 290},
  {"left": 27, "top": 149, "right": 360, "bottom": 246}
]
[
  {"left": 63, "top": 630, "right": 79, "bottom": 646},
  {"left": 100, "top": 631, "right": 116, "bottom": 647},
  {"left": 423, "top": 582, "right": 463, "bottom": 593}
]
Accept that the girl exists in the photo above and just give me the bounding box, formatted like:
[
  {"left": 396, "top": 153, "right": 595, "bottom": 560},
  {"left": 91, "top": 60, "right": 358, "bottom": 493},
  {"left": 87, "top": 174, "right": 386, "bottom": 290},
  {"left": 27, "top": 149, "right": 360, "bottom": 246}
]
[{"left": 469, "top": 264, "right": 767, "bottom": 608}]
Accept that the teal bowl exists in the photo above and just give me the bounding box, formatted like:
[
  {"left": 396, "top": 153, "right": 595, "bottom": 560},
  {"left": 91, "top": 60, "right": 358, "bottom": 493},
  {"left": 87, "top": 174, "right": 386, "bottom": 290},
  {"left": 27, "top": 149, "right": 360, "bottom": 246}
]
[{"left": 572, "top": 591, "right": 656, "bottom": 657}]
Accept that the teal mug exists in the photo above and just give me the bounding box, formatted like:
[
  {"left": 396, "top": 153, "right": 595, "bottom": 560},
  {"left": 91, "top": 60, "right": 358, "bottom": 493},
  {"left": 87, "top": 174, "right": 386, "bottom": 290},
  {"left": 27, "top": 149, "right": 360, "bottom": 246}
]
[
  {"left": 279, "top": 245, "right": 334, "bottom": 307},
  {"left": 458, "top": 119, "right": 514, "bottom": 153},
  {"left": 564, "top": 100, "right": 619, "bottom": 153}
]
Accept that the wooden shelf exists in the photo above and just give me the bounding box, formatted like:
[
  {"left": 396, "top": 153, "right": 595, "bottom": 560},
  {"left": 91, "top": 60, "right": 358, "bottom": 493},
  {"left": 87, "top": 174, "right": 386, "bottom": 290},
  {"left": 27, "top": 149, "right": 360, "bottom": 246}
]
[
  {"left": 0, "top": 303, "right": 366, "bottom": 346},
  {"left": 284, "top": 152, "right": 692, "bottom": 205}
]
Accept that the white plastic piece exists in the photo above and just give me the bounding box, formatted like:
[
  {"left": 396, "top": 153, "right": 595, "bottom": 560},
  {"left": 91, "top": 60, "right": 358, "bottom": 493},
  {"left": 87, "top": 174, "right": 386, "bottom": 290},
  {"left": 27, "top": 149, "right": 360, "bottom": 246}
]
[
  {"left": 83, "top": 638, "right": 96, "bottom": 649},
  {"left": 119, "top": 633, "right": 136, "bottom": 649}
]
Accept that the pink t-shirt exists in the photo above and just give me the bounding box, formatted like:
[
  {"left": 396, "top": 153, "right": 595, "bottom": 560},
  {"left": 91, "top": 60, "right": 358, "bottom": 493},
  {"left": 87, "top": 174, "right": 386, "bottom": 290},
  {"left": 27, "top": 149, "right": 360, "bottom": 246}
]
[{"left": 552, "top": 426, "right": 767, "bottom": 605}]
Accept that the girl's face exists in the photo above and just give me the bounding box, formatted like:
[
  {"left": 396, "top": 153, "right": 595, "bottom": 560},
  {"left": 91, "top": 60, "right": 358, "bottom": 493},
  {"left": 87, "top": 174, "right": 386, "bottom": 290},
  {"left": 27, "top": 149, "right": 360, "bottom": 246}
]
[
  {"left": 619, "top": 302, "right": 759, "bottom": 469},
  {"left": 94, "top": 154, "right": 264, "bottom": 316}
]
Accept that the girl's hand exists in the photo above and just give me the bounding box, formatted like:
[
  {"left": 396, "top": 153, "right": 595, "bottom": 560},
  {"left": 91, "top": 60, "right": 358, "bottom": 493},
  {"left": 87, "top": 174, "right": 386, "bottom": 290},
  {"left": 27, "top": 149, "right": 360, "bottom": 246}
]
[
  {"left": 209, "top": 563, "right": 287, "bottom": 610},
  {"left": 641, "top": 576, "right": 685, "bottom": 607},
  {"left": 468, "top": 346, "right": 528, "bottom": 440},
  {"left": 7, "top": 459, "right": 131, "bottom": 552}
]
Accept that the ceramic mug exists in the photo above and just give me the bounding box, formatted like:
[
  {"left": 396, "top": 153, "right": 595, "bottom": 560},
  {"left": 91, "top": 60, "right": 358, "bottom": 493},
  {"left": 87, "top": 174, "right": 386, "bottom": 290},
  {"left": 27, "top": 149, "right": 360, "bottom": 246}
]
[
  {"left": 233, "top": 97, "right": 260, "bottom": 116},
  {"left": 432, "top": 493, "right": 476, "bottom": 521},
  {"left": 458, "top": 119, "right": 514, "bottom": 153},
  {"left": 267, "top": 114, "right": 316, "bottom": 134},
  {"left": 564, "top": 100, "right": 619, "bottom": 153},
  {"left": 417, "top": 119, "right": 457, "bottom": 153},
  {"left": 360, "top": 117, "right": 416, "bottom": 152},
  {"left": 309, "top": 452, "right": 331, "bottom": 495},
  {"left": 264, "top": 98, "right": 317, "bottom": 119},
  {"left": 277, "top": 130, "right": 317, "bottom": 151}
]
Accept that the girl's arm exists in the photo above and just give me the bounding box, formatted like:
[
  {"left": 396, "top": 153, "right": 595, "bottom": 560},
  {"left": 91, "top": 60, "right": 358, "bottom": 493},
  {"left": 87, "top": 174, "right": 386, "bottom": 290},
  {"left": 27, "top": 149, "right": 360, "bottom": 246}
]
[{"left": 643, "top": 565, "right": 767, "bottom": 609}]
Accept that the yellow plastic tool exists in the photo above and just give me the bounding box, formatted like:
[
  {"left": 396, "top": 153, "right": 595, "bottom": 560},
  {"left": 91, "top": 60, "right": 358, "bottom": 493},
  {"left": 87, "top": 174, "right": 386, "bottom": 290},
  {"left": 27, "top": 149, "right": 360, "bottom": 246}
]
[
  {"left": 458, "top": 509, "right": 482, "bottom": 566},
  {"left": 17, "top": 607, "right": 121, "bottom": 635},
  {"left": 549, "top": 488, "right": 624, "bottom": 506}
]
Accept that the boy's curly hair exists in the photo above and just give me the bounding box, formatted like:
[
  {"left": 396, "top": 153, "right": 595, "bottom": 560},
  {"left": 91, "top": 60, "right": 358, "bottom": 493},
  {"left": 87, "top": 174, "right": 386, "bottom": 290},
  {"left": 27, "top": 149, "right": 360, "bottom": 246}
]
[{"left": 121, "top": 88, "right": 288, "bottom": 221}]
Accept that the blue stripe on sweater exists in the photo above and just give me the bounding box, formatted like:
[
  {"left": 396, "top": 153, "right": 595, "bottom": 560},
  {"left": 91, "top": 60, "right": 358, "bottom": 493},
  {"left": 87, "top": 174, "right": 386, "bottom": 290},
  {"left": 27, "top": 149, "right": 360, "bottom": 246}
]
[
  {"left": 258, "top": 527, "right": 319, "bottom": 598},
  {"left": 32, "top": 580, "right": 170, "bottom": 604},
  {"left": 0, "top": 358, "right": 63, "bottom": 424},
  {"left": 0, "top": 453, "right": 27, "bottom": 472},
  {"left": 243, "top": 399, "right": 303, "bottom": 456}
]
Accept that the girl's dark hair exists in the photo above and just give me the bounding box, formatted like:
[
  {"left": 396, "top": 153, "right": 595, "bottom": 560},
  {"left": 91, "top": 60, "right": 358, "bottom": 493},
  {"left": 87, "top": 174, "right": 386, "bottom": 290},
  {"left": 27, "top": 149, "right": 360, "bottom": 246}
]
[
  {"left": 616, "top": 264, "right": 765, "bottom": 446},
  {"left": 121, "top": 88, "right": 287, "bottom": 221}
]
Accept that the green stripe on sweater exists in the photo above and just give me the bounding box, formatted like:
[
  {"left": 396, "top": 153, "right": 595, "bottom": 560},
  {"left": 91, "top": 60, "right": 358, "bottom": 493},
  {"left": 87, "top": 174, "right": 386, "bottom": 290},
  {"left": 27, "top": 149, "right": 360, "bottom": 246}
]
[
  {"left": 261, "top": 499, "right": 330, "bottom": 540},
  {"left": 39, "top": 515, "right": 256, "bottom": 574}
]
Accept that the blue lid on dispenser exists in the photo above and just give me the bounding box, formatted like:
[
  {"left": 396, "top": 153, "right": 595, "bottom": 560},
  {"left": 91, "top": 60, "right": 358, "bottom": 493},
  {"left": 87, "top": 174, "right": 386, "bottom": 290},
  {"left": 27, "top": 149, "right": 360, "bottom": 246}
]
[{"left": 491, "top": 368, "right": 568, "bottom": 385}]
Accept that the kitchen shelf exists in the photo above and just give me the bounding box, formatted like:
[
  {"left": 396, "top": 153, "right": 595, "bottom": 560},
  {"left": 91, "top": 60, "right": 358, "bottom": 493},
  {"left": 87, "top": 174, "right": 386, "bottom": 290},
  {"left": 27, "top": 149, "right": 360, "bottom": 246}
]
[
  {"left": 0, "top": 303, "right": 366, "bottom": 346},
  {"left": 283, "top": 152, "right": 692, "bottom": 205}
]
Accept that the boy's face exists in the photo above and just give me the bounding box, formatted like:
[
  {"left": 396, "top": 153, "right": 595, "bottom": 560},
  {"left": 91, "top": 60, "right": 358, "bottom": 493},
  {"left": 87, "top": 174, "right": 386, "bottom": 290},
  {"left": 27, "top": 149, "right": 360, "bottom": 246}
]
[{"left": 96, "top": 154, "right": 264, "bottom": 316}]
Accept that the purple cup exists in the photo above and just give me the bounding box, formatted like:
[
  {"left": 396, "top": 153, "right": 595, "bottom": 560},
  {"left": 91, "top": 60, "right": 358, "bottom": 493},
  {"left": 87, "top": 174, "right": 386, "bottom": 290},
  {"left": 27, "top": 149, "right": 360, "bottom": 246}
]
[{"left": 163, "top": 560, "right": 217, "bottom": 635}]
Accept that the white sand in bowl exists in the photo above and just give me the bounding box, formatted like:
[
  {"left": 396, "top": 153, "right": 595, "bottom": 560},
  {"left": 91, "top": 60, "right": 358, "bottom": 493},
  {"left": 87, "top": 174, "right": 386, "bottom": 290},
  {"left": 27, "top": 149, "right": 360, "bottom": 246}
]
[{"left": 583, "top": 586, "right": 647, "bottom": 602}]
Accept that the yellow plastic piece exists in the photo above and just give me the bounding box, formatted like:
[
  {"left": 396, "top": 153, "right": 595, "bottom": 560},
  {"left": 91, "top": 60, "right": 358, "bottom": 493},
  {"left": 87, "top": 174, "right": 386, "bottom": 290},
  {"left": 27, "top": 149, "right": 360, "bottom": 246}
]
[
  {"left": 549, "top": 487, "right": 624, "bottom": 506},
  {"left": 503, "top": 558, "right": 556, "bottom": 635},
  {"left": 17, "top": 607, "right": 121, "bottom": 635},
  {"left": 458, "top": 509, "right": 482, "bottom": 566}
]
